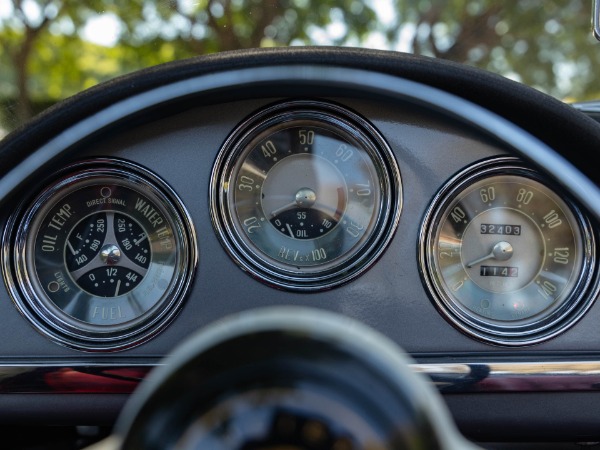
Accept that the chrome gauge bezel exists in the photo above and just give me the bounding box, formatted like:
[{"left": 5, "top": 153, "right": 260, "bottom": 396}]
[
  {"left": 210, "top": 101, "right": 402, "bottom": 291},
  {"left": 419, "top": 157, "right": 598, "bottom": 346},
  {"left": 2, "top": 159, "right": 198, "bottom": 352}
]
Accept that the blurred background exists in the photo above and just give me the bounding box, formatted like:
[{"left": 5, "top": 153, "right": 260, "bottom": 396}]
[{"left": 1, "top": 0, "right": 599, "bottom": 138}]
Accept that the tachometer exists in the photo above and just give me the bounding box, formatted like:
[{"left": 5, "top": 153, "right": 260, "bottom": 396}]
[
  {"left": 420, "top": 157, "right": 597, "bottom": 345},
  {"left": 211, "top": 101, "right": 401, "bottom": 290},
  {"left": 2, "top": 159, "right": 197, "bottom": 351}
]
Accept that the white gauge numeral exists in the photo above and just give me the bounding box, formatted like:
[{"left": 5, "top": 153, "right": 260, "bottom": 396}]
[
  {"left": 517, "top": 188, "right": 534, "bottom": 204},
  {"left": 335, "top": 144, "right": 353, "bottom": 162},
  {"left": 299, "top": 130, "right": 314, "bottom": 145},
  {"left": 450, "top": 206, "right": 466, "bottom": 223},
  {"left": 346, "top": 221, "right": 364, "bottom": 238},
  {"left": 543, "top": 210, "right": 562, "bottom": 228},
  {"left": 479, "top": 186, "right": 495, "bottom": 203},
  {"left": 243, "top": 216, "right": 261, "bottom": 234},
  {"left": 356, "top": 181, "right": 371, "bottom": 196},
  {"left": 261, "top": 140, "right": 277, "bottom": 158},
  {"left": 553, "top": 247, "right": 570, "bottom": 265},
  {"left": 238, "top": 175, "right": 255, "bottom": 192},
  {"left": 538, "top": 280, "right": 557, "bottom": 299}
]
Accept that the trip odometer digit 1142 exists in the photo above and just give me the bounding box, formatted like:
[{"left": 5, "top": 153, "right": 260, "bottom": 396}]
[
  {"left": 4, "top": 159, "right": 197, "bottom": 351},
  {"left": 211, "top": 101, "right": 401, "bottom": 290}
]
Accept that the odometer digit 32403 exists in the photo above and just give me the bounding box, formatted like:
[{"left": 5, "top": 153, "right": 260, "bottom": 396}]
[
  {"left": 420, "top": 157, "right": 597, "bottom": 345},
  {"left": 211, "top": 101, "right": 401, "bottom": 290}
]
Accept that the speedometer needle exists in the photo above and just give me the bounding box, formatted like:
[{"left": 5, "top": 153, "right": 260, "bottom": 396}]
[{"left": 466, "top": 241, "right": 514, "bottom": 268}]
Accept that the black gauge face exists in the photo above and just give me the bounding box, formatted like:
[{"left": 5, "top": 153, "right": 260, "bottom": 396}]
[
  {"left": 421, "top": 158, "right": 597, "bottom": 345},
  {"left": 6, "top": 160, "right": 197, "bottom": 351},
  {"left": 64, "top": 212, "right": 149, "bottom": 297},
  {"left": 211, "top": 101, "right": 401, "bottom": 290}
]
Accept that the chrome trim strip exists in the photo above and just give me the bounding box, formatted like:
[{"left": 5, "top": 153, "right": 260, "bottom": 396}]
[
  {"left": 1, "top": 361, "right": 600, "bottom": 394},
  {"left": 411, "top": 361, "right": 600, "bottom": 393}
]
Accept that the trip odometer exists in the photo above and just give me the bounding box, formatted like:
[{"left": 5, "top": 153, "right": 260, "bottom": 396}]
[
  {"left": 3, "top": 159, "right": 197, "bottom": 351},
  {"left": 420, "top": 157, "right": 597, "bottom": 345},
  {"left": 211, "top": 101, "right": 401, "bottom": 290}
]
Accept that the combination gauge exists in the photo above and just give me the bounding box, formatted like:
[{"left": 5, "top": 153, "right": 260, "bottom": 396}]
[
  {"left": 3, "top": 159, "right": 197, "bottom": 351},
  {"left": 211, "top": 101, "right": 401, "bottom": 290}
]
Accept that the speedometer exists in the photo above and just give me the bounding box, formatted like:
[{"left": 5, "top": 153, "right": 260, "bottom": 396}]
[
  {"left": 2, "top": 159, "right": 197, "bottom": 351},
  {"left": 211, "top": 101, "right": 401, "bottom": 290},
  {"left": 420, "top": 157, "right": 597, "bottom": 345}
]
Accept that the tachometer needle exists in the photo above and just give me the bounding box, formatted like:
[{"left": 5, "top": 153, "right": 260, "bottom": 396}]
[
  {"left": 270, "top": 201, "right": 297, "bottom": 218},
  {"left": 466, "top": 241, "right": 514, "bottom": 268},
  {"left": 270, "top": 187, "right": 318, "bottom": 218}
]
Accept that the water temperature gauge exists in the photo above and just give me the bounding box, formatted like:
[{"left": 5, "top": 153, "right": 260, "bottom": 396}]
[
  {"left": 420, "top": 157, "right": 597, "bottom": 345},
  {"left": 4, "top": 159, "right": 197, "bottom": 351}
]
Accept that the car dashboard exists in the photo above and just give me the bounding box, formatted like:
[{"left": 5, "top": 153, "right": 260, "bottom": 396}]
[{"left": 1, "top": 48, "right": 600, "bottom": 446}]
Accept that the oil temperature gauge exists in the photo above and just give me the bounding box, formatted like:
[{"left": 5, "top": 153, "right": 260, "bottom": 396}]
[
  {"left": 211, "top": 101, "right": 401, "bottom": 290},
  {"left": 3, "top": 159, "right": 197, "bottom": 351},
  {"left": 421, "top": 157, "right": 597, "bottom": 345}
]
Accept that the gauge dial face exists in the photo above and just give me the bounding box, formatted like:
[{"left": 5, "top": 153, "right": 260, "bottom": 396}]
[
  {"left": 6, "top": 160, "right": 197, "bottom": 351},
  {"left": 212, "top": 102, "right": 401, "bottom": 290},
  {"left": 422, "top": 159, "right": 596, "bottom": 345}
]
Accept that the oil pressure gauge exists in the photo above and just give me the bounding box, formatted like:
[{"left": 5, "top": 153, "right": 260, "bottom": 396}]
[
  {"left": 3, "top": 159, "right": 197, "bottom": 351},
  {"left": 211, "top": 101, "right": 401, "bottom": 290},
  {"left": 420, "top": 157, "right": 597, "bottom": 345}
]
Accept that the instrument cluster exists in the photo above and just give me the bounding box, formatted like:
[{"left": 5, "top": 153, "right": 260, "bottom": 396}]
[{"left": 2, "top": 101, "right": 598, "bottom": 351}]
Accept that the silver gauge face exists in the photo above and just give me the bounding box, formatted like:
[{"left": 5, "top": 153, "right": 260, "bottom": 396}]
[
  {"left": 421, "top": 158, "right": 596, "bottom": 345},
  {"left": 3, "top": 160, "right": 197, "bottom": 351},
  {"left": 211, "top": 101, "right": 401, "bottom": 290}
]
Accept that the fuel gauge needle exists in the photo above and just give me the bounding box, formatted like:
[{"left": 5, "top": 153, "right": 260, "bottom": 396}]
[
  {"left": 67, "top": 240, "right": 78, "bottom": 255},
  {"left": 466, "top": 241, "right": 514, "bottom": 268}
]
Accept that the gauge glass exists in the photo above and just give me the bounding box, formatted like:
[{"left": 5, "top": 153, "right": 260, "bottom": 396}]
[
  {"left": 5, "top": 160, "right": 197, "bottom": 351},
  {"left": 212, "top": 102, "right": 401, "bottom": 290},
  {"left": 422, "top": 158, "right": 596, "bottom": 345}
]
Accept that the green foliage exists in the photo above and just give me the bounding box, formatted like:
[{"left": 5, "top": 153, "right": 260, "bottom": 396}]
[
  {"left": 390, "top": 0, "right": 600, "bottom": 100},
  {"left": 1, "top": 0, "right": 599, "bottom": 134}
]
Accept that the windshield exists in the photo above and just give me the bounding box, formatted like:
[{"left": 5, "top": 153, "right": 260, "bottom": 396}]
[{"left": 1, "top": 0, "right": 598, "bottom": 138}]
